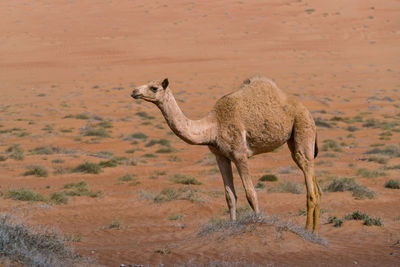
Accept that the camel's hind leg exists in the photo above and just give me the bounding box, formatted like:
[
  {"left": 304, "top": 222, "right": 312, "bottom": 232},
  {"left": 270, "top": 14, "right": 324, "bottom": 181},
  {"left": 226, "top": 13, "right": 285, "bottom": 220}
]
[
  {"left": 233, "top": 156, "right": 260, "bottom": 214},
  {"left": 215, "top": 154, "right": 237, "bottom": 220},
  {"left": 288, "top": 119, "right": 321, "bottom": 233}
]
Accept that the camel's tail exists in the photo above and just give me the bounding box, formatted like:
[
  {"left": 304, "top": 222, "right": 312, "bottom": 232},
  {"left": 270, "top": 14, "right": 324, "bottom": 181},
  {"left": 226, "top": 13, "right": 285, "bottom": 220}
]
[{"left": 314, "top": 133, "right": 318, "bottom": 158}]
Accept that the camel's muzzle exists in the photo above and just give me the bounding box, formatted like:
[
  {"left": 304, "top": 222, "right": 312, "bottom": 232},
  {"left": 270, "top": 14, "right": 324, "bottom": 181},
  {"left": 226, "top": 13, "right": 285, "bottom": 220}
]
[{"left": 131, "top": 90, "right": 143, "bottom": 99}]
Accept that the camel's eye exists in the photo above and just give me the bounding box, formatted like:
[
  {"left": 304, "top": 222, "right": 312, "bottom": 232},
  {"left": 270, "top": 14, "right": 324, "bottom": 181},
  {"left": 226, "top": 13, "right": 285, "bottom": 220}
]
[{"left": 150, "top": 86, "right": 158, "bottom": 93}]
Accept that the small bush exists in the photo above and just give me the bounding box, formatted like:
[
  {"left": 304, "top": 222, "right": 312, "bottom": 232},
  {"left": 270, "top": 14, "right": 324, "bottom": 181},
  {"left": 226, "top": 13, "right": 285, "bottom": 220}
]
[
  {"left": 135, "top": 111, "right": 155, "bottom": 120},
  {"left": 321, "top": 139, "right": 343, "bottom": 152},
  {"left": 83, "top": 128, "right": 110, "bottom": 137},
  {"left": 23, "top": 165, "right": 48, "bottom": 177},
  {"left": 154, "top": 188, "right": 179, "bottom": 203},
  {"left": 129, "top": 132, "right": 148, "bottom": 140},
  {"left": 384, "top": 179, "right": 400, "bottom": 189},
  {"left": 268, "top": 181, "right": 303, "bottom": 194},
  {"left": 168, "top": 214, "right": 183, "bottom": 220},
  {"left": 6, "top": 189, "right": 46, "bottom": 202},
  {"left": 5, "top": 144, "right": 24, "bottom": 160},
  {"left": 325, "top": 177, "right": 375, "bottom": 199},
  {"left": 31, "top": 146, "right": 75, "bottom": 155},
  {"left": 255, "top": 181, "right": 265, "bottom": 189},
  {"left": 155, "top": 147, "right": 174, "bottom": 153},
  {"left": 364, "top": 144, "right": 400, "bottom": 157},
  {"left": 344, "top": 210, "right": 369, "bottom": 220},
  {"left": 0, "top": 213, "right": 82, "bottom": 266},
  {"left": 117, "top": 174, "right": 135, "bottom": 182},
  {"left": 106, "top": 218, "right": 121, "bottom": 229},
  {"left": 367, "top": 156, "right": 388, "bottom": 164},
  {"left": 259, "top": 174, "right": 278, "bottom": 182},
  {"left": 172, "top": 173, "right": 202, "bottom": 185},
  {"left": 142, "top": 153, "right": 157, "bottom": 158},
  {"left": 145, "top": 138, "right": 171, "bottom": 147},
  {"left": 363, "top": 217, "right": 383, "bottom": 226},
  {"left": 72, "top": 162, "right": 102, "bottom": 174},
  {"left": 356, "top": 168, "right": 387, "bottom": 178},
  {"left": 63, "top": 180, "right": 102, "bottom": 197},
  {"left": 344, "top": 210, "right": 383, "bottom": 226},
  {"left": 49, "top": 192, "right": 68, "bottom": 204}
]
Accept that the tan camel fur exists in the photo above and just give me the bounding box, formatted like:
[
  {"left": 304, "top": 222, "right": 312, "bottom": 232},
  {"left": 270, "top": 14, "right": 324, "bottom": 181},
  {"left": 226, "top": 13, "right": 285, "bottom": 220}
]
[{"left": 131, "top": 76, "right": 322, "bottom": 233}]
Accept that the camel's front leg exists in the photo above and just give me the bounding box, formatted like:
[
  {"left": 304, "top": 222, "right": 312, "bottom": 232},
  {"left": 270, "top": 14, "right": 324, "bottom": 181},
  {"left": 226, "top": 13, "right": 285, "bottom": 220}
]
[
  {"left": 215, "top": 155, "right": 237, "bottom": 220},
  {"left": 233, "top": 156, "right": 260, "bottom": 214}
]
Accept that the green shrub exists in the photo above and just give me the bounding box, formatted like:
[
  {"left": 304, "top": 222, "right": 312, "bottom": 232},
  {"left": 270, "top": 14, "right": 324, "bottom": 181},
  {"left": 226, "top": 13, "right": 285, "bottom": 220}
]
[
  {"left": 63, "top": 180, "right": 102, "bottom": 197},
  {"left": 117, "top": 174, "right": 135, "bottom": 182},
  {"left": 364, "top": 144, "right": 400, "bottom": 157},
  {"left": 321, "top": 139, "right": 343, "bottom": 152},
  {"left": 154, "top": 188, "right": 179, "bottom": 203},
  {"left": 367, "top": 156, "right": 388, "bottom": 164},
  {"left": 363, "top": 217, "right": 382, "bottom": 226},
  {"left": 106, "top": 218, "right": 121, "bottom": 229},
  {"left": 155, "top": 147, "right": 174, "bottom": 153},
  {"left": 72, "top": 162, "right": 102, "bottom": 174},
  {"left": 49, "top": 192, "right": 68, "bottom": 204},
  {"left": 172, "top": 173, "right": 202, "bottom": 185},
  {"left": 83, "top": 128, "right": 110, "bottom": 137},
  {"left": 135, "top": 111, "right": 154, "bottom": 120},
  {"left": 344, "top": 210, "right": 369, "bottom": 220},
  {"left": 129, "top": 132, "right": 148, "bottom": 140},
  {"left": 259, "top": 174, "right": 278, "bottom": 182},
  {"left": 6, "top": 189, "right": 45, "bottom": 202},
  {"left": 23, "top": 165, "right": 48, "bottom": 177},
  {"left": 145, "top": 139, "right": 171, "bottom": 147},
  {"left": 356, "top": 168, "right": 387, "bottom": 178},
  {"left": 268, "top": 181, "right": 303, "bottom": 194},
  {"left": 168, "top": 214, "right": 183, "bottom": 220},
  {"left": 384, "top": 179, "right": 400, "bottom": 189},
  {"left": 325, "top": 177, "right": 375, "bottom": 199},
  {"left": 255, "top": 181, "right": 265, "bottom": 189},
  {"left": 5, "top": 144, "right": 24, "bottom": 160}
]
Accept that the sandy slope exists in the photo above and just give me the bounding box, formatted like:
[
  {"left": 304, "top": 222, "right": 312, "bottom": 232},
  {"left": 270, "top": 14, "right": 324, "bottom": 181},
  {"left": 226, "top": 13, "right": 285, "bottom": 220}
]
[{"left": 0, "top": 0, "right": 399, "bottom": 266}]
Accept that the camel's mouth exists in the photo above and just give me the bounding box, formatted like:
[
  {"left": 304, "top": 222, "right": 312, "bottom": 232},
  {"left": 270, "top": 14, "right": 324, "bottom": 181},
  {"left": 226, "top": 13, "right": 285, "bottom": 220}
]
[{"left": 131, "top": 93, "right": 143, "bottom": 99}]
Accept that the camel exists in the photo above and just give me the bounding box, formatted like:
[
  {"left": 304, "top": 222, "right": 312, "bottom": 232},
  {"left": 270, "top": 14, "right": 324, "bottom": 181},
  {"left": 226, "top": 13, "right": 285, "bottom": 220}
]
[{"left": 131, "top": 76, "right": 322, "bottom": 233}]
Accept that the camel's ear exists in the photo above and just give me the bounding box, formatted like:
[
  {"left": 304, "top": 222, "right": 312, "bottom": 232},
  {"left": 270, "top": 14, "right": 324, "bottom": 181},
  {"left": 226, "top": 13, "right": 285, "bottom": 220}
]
[{"left": 161, "top": 78, "right": 169, "bottom": 90}]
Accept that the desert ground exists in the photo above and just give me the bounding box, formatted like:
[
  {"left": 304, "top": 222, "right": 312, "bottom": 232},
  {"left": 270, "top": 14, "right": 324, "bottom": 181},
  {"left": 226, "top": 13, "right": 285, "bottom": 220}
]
[{"left": 0, "top": 0, "right": 399, "bottom": 266}]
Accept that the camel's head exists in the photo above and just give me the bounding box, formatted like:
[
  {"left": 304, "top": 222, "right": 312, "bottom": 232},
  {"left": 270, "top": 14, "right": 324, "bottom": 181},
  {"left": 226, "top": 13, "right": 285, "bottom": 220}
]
[{"left": 131, "top": 78, "right": 169, "bottom": 103}]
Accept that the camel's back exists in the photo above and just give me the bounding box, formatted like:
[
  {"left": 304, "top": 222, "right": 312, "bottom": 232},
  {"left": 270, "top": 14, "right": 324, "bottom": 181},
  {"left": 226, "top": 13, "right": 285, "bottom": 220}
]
[{"left": 213, "top": 76, "right": 301, "bottom": 153}]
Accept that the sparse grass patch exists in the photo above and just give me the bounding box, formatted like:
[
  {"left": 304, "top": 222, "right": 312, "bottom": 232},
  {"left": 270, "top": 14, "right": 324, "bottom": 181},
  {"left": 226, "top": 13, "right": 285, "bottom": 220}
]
[
  {"left": 344, "top": 210, "right": 382, "bottom": 226},
  {"left": 345, "top": 125, "right": 359, "bottom": 132},
  {"left": 356, "top": 168, "right": 387, "bottom": 178},
  {"left": 23, "top": 165, "right": 48, "bottom": 177},
  {"left": 83, "top": 127, "right": 110, "bottom": 137},
  {"left": 145, "top": 138, "right": 171, "bottom": 147},
  {"left": 259, "top": 174, "right": 278, "bottom": 182},
  {"left": 135, "top": 111, "right": 155, "bottom": 120},
  {"left": 255, "top": 181, "right": 265, "bottom": 189},
  {"left": 63, "top": 180, "right": 102, "bottom": 197},
  {"left": 106, "top": 218, "right": 121, "bottom": 229},
  {"left": 321, "top": 139, "right": 343, "bottom": 152},
  {"left": 6, "top": 188, "right": 46, "bottom": 202},
  {"left": 154, "top": 187, "right": 203, "bottom": 203},
  {"left": 49, "top": 192, "right": 68, "bottom": 204},
  {"left": 128, "top": 132, "right": 148, "bottom": 140},
  {"left": 268, "top": 181, "right": 303, "bottom": 194},
  {"left": 367, "top": 156, "right": 388, "bottom": 164},
  {"left": 155, "top": 147, "right": 175, "bottom": 153},
  {"left": 364, "top": 144, "right": 400, "bottom": 157},
  {"left": 172, "top": 173, "right": 202, "bottom": 185},
  {"left": 324, "top": 177, "right": 375, "bottom": 199},
  {"left": 90, "top": 150, "right": 113, "bottom": 158},
  {"left": 31, "top": 146, "right": 75, "bottom": 155},
  {"left": 168, "top": 213, "right": 183, "bottom": 220},
  {"left": 5, "top": 144, "right": 24, "bottom": 160},
  {"left": 0, "top": 213, "right": 83, "bottom": 266},
  {"left": 72, "top": 161, "right": 102, "bottom": 174},
  {"left": 198, "top": 211, "right": 327, "bottom": 245},
  {"left": 142, "top": 153, "right": 157, "bottom": 158},
  {"left": 384, "top": 179, "right": 400, "bottom": 189},
  {"left": 326, "top": 216, "right": 343, "bottom": 227},
  {"left": 385, "top": 164, "right": 400, "bottom": 170}
]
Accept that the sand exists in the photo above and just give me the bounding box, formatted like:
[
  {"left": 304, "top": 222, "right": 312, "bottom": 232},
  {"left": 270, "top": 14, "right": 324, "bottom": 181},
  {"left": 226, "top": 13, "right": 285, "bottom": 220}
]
[{"left": 0, "top": 0, "right": 399, "bottom": 266}]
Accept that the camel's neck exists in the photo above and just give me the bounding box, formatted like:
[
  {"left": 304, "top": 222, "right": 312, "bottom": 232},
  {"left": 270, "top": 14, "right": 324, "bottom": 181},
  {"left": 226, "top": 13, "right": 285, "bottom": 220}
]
[{"left": 156, "top": 89, "right": 216, "bottom": 145}]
